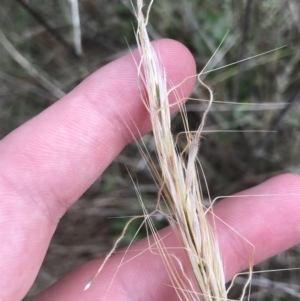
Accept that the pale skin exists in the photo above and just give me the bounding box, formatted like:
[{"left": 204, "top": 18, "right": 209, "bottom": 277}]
[{"left": 0, "top": 39, "right": 299, "bottom": 301}]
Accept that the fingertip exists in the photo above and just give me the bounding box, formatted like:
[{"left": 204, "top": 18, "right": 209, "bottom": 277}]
[
  {"left": 0, "top": 38, "right": 197, "bottom": 301},
  {"left": 152, "top": 38, "right": 197, "bottom": 96},
  {"left": 152, "top": 38, "right": 197, "bottom": 76},
  {"left": 215, "top": 174, "right": 300, "bottom": 280},
  {"left": 266, "top": 173, "right": 300, "bottom": 191}
]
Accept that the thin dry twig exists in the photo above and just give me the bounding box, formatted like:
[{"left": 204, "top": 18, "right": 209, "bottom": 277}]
[
  {"left": 232, "top": 0, "right": 255, "bottom": 102},
  {"left": 15, "top": 0, "right": 79, "bottom": 58},
  {"left": 255, "top": 88, "right": 300, "bottom": 156},
  {"left": 68, "top": 0, "right": 82, "bottom": 56},
  {"left": 0, "top": 29, "right": 65, "bottom": 99}
]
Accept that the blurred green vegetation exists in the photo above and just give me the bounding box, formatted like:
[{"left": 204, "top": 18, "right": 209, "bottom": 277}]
[{"left": 1, "top": 0, "right": 300, "bottom": 300}]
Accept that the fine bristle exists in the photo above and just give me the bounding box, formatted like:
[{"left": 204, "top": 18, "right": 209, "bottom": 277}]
[{"left": 84, "top": 281, "right": 92, "bottom": 291}]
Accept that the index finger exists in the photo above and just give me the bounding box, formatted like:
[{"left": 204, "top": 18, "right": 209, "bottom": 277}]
[{"left": 0, "top": 39, "right": 196, "bottom": 301}]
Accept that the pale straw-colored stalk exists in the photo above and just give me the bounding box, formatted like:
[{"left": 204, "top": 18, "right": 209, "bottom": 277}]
[
  {"left": 132, "top": 0, "right": 227, "bottom": 300},
  {"left": 85, "top": 1, "right": 250, "bottom": 299}
]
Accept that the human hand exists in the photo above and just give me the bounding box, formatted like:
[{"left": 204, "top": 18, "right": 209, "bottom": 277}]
[{"left": 0, "top": 39, "right": 299, "bottom": 301}]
